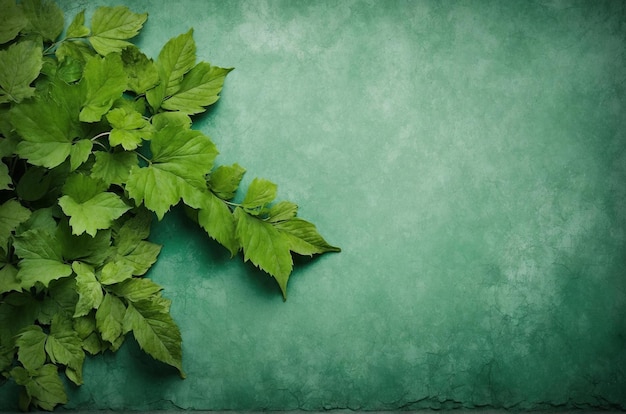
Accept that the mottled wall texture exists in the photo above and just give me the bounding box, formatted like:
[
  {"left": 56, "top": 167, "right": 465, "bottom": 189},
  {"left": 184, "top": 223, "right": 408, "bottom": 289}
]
[{"left": 2, "top": 0, "right": 626, "bottom": 411}]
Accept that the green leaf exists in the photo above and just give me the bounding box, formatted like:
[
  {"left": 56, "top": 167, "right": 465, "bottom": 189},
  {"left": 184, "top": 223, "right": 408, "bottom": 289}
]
[
  {"left": 275, "top": 217, "right": 341, "bottom": 256},
  {"left": 10, "top": 83, "right": 84, "bottom": 169},
  {"left": 13, "top": 228, "right": 72, "bottom": 289},
  {"left": 0, "top": 199, "right": 31, "bottom": 247},
  {"left": 58, "top": 174, "right": 131, "bottom": 236},
  {"left": 10, "top": 364, "right": 68, "bottom": 411},
  {"left": 69, "top": 138, "right": 93, "bottom": 171},
  {"left": 55, "top": 40, "right": 96, "bottom": 65},
  {"left": 234, "top": 207, "right": 292, "bottom": 298},
  {"left": 267, "top": 201, "right": 298, "bottom": 223},
  {"left": 0, "top": 292, "right": 40, "bottom": 344},
  {"left": 106, "top": 106, "right": 152, "bottom": 150},
  {"left": 0, "top": 40, "right": 43, "bottom": 104},
  {"left": 209, "top": 163, "right": 246, "bottom": 200},
  {"left": 15, "top": 325, "right": 47, "bottom": 372},
  {"left": 197, "top": 191, "right": 238, "bottom": 256},
  {"left": 242, "top": 178, "right": 277, "bottom": 212},
  {"left": 80, "top": 53, "right": 127, "bottom": 122},
  {"left": 39, "top": 278, "right": 78, "bottom": 323},
  {"left": 74, "top": 313, "right": 106, "bottom": 355},
  {"left": 99, "top": 261, "right": 134, "bottom": 285},
  {"left": 123, "top": 299, "right": 185, "bottom": 378},
  {"left": 126, "top": 126, "right": 218, "bottom": 219},
  {"left": 20, "top": 0, "right": 64, "bottom": 42},
  {"left": 0, "top": 0, "right": 27, "bottom": 44},
  {"left": 109, "top": 278, "right": 163, "bottom": 303},
  {"left": 161, "top": 62, "right": 233, "bottom": 114},
  {"left": 91, "top": 150, "right": 138, "bottom": 186},
  {"left": 121, "top": 45, "right": 159, "bottom": 94},
  {"left": 151, "top": 111, "right": 192, "bottom": 130},
  {"left": 45, "top": 321, "right": 85, "bottom": 385},
  {"left": 89, "top": 6, "right": 148, "bottom": 56},
  {"left": 110, "top": 240, "right": 161, "bottom": 276},
  {"left": 0, "top": 262, "right": 20, "bottom": 294},
  {"left": 146, "top": 29, "right": 196, "bottom": 112},
  {"left": 56, "top": 56, "right": 84, "bottom": 84},
  {"left": 66, "top": 9, "right": 90, "bottom": 38},
  {"left": 57, "top": 221, "right": 111, "bottom": 265},
  {"left": 95, "top": 292, "right": 126, "bottom": 344},
  {"left": 72, "top": 262, "right": 103, "bottom": 317},
  {"left": 109, "top": 212, "right": 161, "bottom": 275}
]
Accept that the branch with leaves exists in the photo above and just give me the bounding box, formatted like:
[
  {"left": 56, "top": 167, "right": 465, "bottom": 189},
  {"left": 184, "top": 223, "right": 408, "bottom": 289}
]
[{"left": 0, "top": 0, "right": 339, "bottom": 410}]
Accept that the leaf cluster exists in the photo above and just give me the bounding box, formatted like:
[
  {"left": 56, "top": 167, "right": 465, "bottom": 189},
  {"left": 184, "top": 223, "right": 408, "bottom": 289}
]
[{"left": 0, "top": 0, "right": 339, "bottom": 411}]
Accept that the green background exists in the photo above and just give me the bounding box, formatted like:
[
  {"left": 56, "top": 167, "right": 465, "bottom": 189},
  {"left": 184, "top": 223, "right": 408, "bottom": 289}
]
[{"left": 3, "top": 0, "right": 626, "bottom": 410}]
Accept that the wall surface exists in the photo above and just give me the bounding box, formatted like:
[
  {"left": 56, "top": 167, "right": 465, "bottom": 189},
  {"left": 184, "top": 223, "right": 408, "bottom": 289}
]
[{"left": 2, "top": 0, "right": 626, "bottom": 410}]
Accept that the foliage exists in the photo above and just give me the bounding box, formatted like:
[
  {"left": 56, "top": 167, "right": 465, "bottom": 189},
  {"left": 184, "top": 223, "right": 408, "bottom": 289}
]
[{"left": 0, "top": 0, "right": 340, "bottom": 410}]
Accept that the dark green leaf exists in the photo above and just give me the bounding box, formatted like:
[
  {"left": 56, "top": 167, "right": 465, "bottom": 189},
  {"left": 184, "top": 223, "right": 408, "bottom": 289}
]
[
  {"left": 10, "top": 364, "right": 68, "bottom": 411},
  {"left": 0, "top": 0, "right": 27, "bottom": 44},
  {"left": 20, "top": 0, "right": 64, "bottom": 42}
]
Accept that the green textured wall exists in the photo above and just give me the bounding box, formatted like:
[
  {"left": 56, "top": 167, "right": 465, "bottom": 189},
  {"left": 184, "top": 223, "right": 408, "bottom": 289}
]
[{"left": 3, "top": 0, "right": 626, "bottom": 410}]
